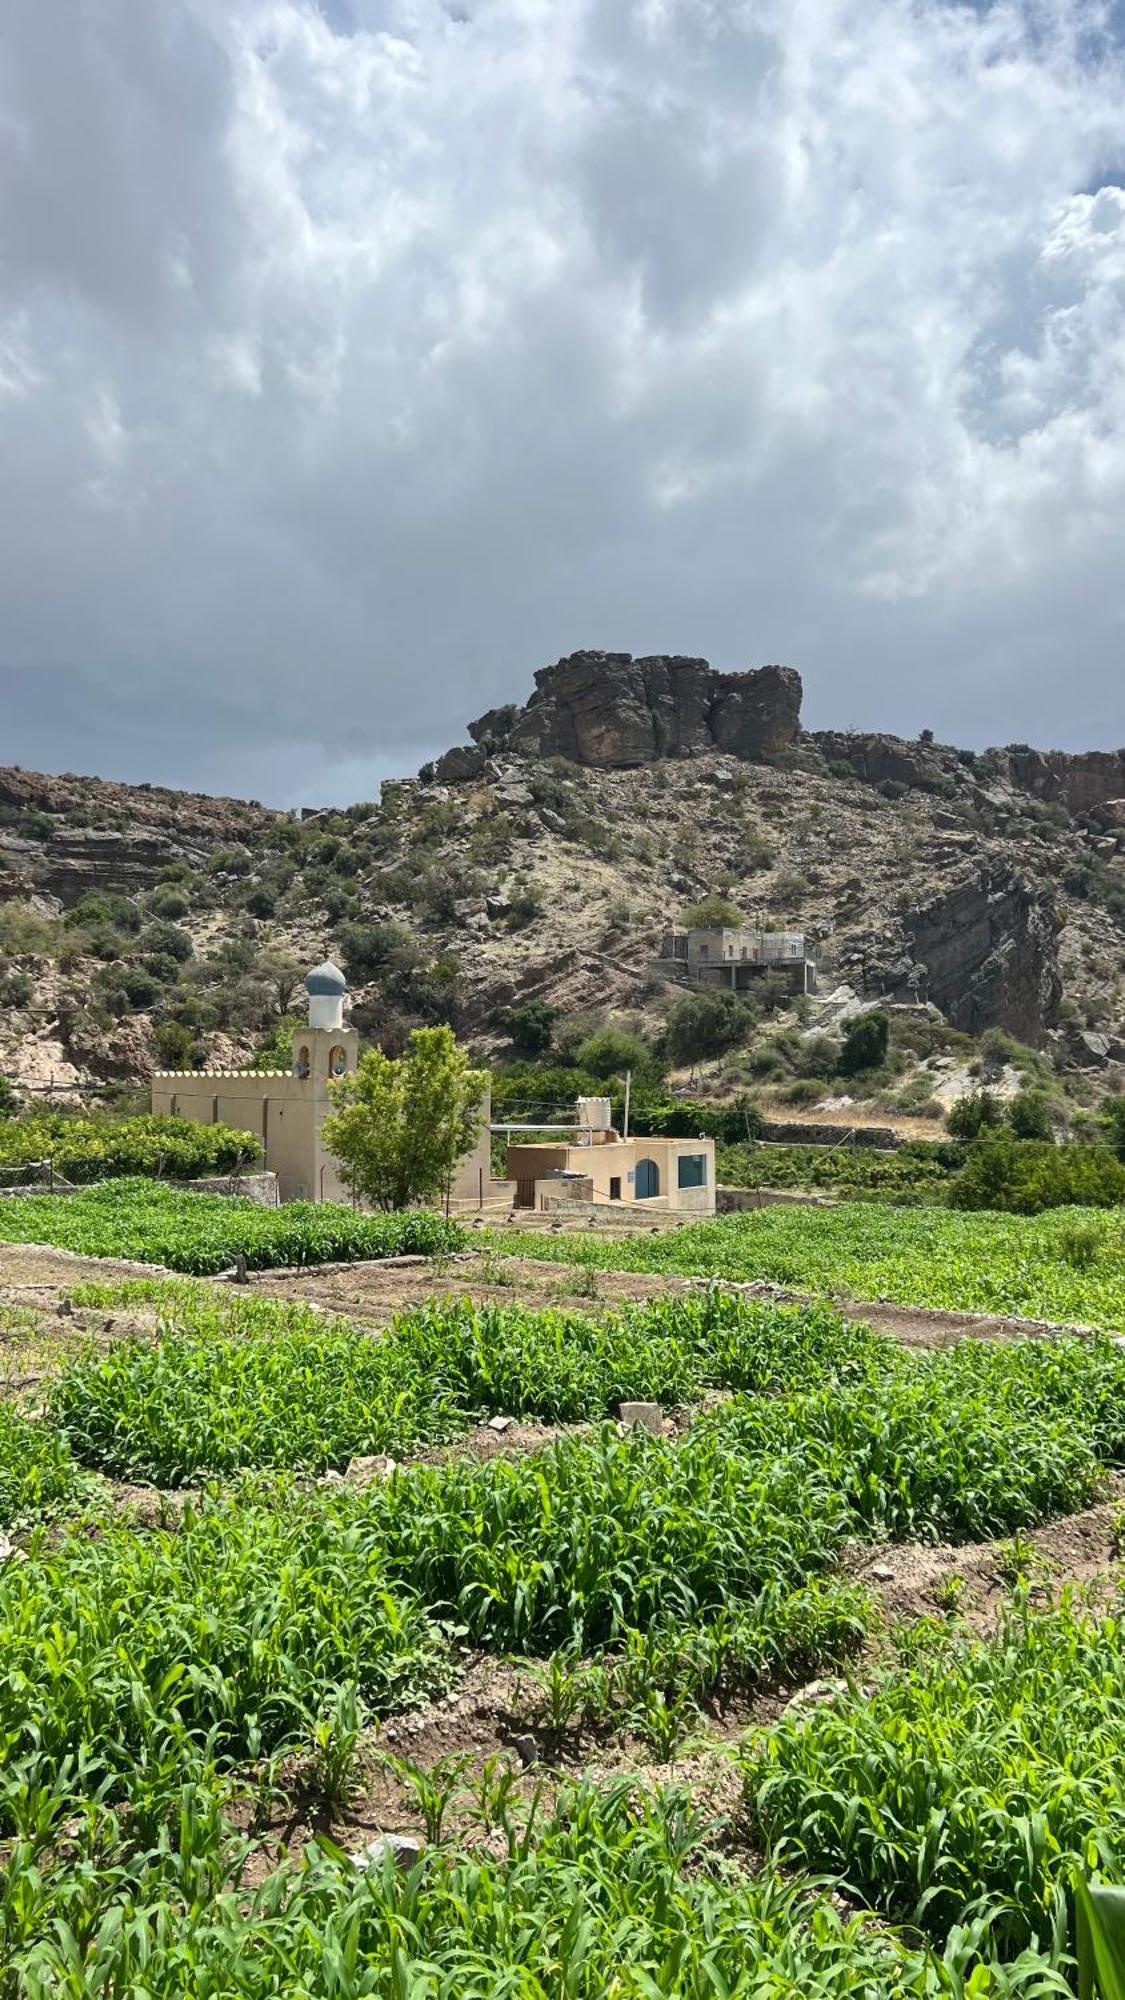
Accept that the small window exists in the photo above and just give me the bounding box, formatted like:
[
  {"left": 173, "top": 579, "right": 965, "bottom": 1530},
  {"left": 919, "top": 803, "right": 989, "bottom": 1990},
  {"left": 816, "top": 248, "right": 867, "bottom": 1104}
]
[
  {"left": 329, "top": 1044, "right": 348, "bottom": 1077},
  {"left": 609, "top": 1176, "right": 621, "bottom": 1201},
  {"left": 294, "top": 1044, "right": 311, "bottom": 1079},
  {"left": 677, "top": 1154, "right": 707, "bottom": 1190},
  {"left": 698, "top": 943, "right": 708, "bottom": 958}
]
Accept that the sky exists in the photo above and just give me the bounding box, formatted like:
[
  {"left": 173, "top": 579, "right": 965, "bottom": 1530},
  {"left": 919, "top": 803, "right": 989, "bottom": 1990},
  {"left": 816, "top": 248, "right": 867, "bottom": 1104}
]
[{"left": 1, "top": 0, "right": 1124, "bottom": 807}]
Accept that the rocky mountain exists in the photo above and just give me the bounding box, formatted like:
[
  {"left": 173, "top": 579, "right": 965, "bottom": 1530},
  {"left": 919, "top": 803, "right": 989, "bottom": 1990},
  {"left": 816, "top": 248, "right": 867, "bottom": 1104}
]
[{"left": 1, "top": 648, "right": 1122, "bottom": 1098}]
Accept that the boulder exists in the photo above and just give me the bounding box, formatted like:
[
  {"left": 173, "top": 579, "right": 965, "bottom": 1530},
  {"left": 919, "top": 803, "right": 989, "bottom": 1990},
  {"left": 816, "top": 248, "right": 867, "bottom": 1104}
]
[
  {"left": 471, "top": 651, "right": 802, "bottom": 768},
  {"left": 433, "top": 744, "right": 487, "bottom": 783}
]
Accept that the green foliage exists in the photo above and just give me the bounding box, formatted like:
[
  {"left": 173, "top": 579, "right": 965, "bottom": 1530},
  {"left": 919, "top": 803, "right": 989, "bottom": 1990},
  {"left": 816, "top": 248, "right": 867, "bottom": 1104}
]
[
  {"left": 323, "top": 1025, "right": 488, "bottom": 1211},
  {"left": 485, "top": 1200, "right": 1125, "bottom": 1329},
  {"left": 337, "top": 920, "right": 418, "bottom": 982},
  {"left": 0, "top": 1177, "right": 463, "bottom": 1273},
  {"left": 0, "top": 1402, "right": 94, "bottom": 1528},
  {"left": 746, "top": 1594, "right": 1125, "bottom": 1971},
  {"left": 0, "top": 1073, "right": 17, "bottom": 1120},
  {"left": 949, "top": 1137, "right": 1125, "bottom": 1215},
  {"left": 946, "top": 1088, "right": 1006, "bottom": 1139},
  {"left": 838, "top": 1010, "right": 890, "bottom": 1075},
  {"left": 0, "top": 1488, "right": 450, "bottom": 1833},
  {"left": 573, "top": 1025, "right": 663, "bottom": 1085},
  {"left": 1006, "top": 1088, "right": 1057, "bottom": 1140},
  {"left": 1102, "top": 1097, "right": 1125, "bottom": 1162},
  {"left": 3, "top": 1776, "right": 947, "bottom": 1996},
  {"left": 506, "top": 999, "right": 556, "bottom": 1053},
  {"left": 716, "top": 1138, "right": 964, "bottom": 1203},
  {"left": 137, "top": 920, "right": 194, "bottom": 963},
  {"left": 665, "top": 987, "right": 756, "bottom": 1065},
  {"left": 679, "top": 893, "right": 743, "bottom": 928},
  {"left": 0, "top": 1113, "right": 258, "bottom": 1183},
  {"left": 0, "top": 968, "right": 32, "bottom": 1007},
  {"left": 51, "top": 1289, "right": 879, "bottom": 1482}
]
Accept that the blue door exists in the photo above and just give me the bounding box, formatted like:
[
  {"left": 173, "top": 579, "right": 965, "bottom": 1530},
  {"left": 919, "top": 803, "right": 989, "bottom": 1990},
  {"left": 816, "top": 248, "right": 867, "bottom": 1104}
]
[{"left": 635, "top": 1157, "right": 661, "bottom": 1200}]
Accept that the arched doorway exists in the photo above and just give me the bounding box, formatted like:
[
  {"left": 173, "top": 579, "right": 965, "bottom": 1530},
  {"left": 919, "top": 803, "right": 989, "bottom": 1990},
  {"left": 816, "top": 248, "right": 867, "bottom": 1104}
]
[{"left": 635, "top": 1157, "right": 661, "bottom": 1200}]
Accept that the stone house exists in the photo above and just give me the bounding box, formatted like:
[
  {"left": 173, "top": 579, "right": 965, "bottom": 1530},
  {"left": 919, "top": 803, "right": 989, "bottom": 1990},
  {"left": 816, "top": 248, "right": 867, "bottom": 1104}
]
[{"left": 657, "top": 927, "right": 816, "bottom": 996}]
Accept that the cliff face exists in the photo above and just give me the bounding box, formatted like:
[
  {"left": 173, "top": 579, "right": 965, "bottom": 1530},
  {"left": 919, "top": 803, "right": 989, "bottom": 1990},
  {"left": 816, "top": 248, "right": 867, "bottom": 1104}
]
[
  {"left": 0, "top": 768, "right": 280, "bottom": 907},
  {"left": 838, "top": 865, "right": 1064, "bottom": 1043},
  {"left": 466, "top": 651, "right": 803, "bottom": 768}
]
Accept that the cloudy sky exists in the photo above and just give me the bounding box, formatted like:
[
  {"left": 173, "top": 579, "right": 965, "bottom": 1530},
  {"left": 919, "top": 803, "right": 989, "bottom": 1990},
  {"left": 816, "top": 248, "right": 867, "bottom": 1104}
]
[{"left": 1, "top": 0, "right": 1124, "bottom": 805}]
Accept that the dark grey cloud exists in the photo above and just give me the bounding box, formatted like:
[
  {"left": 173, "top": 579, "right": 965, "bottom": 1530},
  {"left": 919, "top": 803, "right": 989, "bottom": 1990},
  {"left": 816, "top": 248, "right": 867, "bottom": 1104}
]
[{"left": 1, "top": 0, "right": 1124, "bottom": 807}]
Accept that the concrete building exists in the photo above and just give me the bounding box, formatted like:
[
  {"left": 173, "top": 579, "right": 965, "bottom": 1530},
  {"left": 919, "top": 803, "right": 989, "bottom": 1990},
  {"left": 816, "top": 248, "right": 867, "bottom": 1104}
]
[
  {"left": 657, "top": 927, "right": 816, "bottom": 996},
  {"left": 506, "top": 1096, "right": 716, "bottom": 1215},
  {"left": 152, "top": 962, "right": 492, "bottom": 1207}
]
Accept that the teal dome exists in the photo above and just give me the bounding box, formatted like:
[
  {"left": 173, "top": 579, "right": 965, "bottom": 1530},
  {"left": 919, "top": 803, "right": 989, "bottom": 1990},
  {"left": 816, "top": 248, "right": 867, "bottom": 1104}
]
[{"left": 305, "top": 960, "right": 347, "bottom": 997}]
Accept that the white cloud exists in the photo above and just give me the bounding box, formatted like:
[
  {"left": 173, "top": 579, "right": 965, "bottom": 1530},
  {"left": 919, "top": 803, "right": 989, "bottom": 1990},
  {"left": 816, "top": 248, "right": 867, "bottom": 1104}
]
[{"left": 1, "top": 0, "right": 1124, "bottom": 801}]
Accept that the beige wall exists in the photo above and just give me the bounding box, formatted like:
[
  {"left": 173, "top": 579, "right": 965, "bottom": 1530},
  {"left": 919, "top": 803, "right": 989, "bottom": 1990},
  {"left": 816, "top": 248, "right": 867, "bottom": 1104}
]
[
  {"left": 154, "top": 1049, "right": 492, "bottom": 1210},
  {"left": 508, "top": 1134, "right": 715, "bottom": 1213}
]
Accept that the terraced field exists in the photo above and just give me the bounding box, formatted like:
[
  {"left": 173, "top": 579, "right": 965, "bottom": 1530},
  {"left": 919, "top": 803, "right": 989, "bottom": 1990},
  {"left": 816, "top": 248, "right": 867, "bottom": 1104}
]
[
  {"left": 490, "top": 1201, "right": 1125, "bottom": 1329},
  {"left": 3, "top": 1205, "right": 1125, "bottom": 1992}
]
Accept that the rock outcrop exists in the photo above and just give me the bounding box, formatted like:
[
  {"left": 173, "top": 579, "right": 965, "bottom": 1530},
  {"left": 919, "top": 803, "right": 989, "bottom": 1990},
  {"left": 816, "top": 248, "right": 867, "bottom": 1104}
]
[
  {"left": 840, "top": 864, "right": 1063, "bottom": 1043},
  {"left": 466, "top": 651, "right": 803, "bottom": 768},
  {"left": 1002, "top": 748, "right": 1125, "bottom": 815}
]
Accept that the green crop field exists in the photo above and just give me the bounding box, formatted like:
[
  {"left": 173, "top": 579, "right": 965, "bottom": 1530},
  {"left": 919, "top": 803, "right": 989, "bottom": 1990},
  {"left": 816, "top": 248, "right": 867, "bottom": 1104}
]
[
  {"left": 489, "top": 1200, "right": 1125, "bottom": 1327},
  {"left": 0, "top": 1175, "right": 463, "bottom": 1273},
  {"left": 10, "top": 1264, "right": 1125, "bottom": 1990}
]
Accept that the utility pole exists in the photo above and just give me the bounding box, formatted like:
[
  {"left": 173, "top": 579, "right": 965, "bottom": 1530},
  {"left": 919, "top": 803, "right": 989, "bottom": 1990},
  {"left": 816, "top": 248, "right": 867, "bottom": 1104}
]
[{"left": 623, "top": 1069, "right": 632, "bottom": 1140}]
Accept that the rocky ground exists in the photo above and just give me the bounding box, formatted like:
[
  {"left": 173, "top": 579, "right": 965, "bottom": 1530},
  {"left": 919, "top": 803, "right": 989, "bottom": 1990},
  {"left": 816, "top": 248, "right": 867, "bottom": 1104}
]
[{"left": 1, "top": 648, "right": 1123, "bottom": 1096}]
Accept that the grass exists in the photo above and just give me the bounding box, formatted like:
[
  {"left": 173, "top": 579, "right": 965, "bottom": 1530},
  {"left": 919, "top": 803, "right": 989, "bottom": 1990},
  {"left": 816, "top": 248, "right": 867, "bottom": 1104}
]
[
  {"left": 487, "top": 1202, "right": 1125, "bottom": 1329},
  {"left": 0, "top": 1176, "right": 463, "bottom": 1274}
]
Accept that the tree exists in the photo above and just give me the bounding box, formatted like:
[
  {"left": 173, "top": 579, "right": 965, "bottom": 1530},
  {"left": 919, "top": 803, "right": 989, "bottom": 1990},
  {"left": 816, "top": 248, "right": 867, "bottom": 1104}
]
[
  {"left": 946, "top": 1088, "right": 1005, "bottom": 1140},
  {"left": 1006, "top": 1089, "right": 1055, "bottom": 1141},
  {"left": 838, "top": 1011, "right": 890, "bottom": 1076},
  {"left": 0, "top": 1074, "right": 17, "bottom": 1120},
  {"left": 665, "top": 989, "right": 755, "bottom": 1066},
  {"left": 573, "top": 1025, "right": 662, "bottom": 1085},
  {"left": 322, "top": 1024, "right": 488, "bottom": 1211},
  {"left": 507, "top": 1001, "right": 556, "bottom": 1055},
  {"left": 679, "top": 893, "right": 742, "bottom": 930}
]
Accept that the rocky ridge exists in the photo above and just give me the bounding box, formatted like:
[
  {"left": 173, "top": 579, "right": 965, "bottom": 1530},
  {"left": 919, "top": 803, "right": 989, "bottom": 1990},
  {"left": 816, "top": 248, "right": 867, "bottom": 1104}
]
[{"left": 1, "top": 650, "right": 1123, "bottom": 1092}]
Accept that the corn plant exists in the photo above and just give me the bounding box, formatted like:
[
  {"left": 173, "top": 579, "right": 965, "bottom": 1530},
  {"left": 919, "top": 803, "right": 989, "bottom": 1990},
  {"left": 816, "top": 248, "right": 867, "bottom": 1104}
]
[
  {"left": 745, "top": 1590, "right": 1125, "bottom": 1970},
  {"left": 0, "top": 1176, "right": 463, "bottom": 1273}
]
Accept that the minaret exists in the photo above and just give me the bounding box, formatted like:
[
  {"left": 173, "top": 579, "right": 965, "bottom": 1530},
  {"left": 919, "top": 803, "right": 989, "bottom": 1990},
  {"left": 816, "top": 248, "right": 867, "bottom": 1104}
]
[{"left": 292, "top": 961, "right": 358, "bottom": 1095}]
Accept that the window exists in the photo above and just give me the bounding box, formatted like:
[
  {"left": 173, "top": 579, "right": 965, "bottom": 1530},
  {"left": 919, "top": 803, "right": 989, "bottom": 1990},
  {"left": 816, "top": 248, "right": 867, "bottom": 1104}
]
[
  {"left": 329, "top": 1044, "right": 348, "bottom": 1077},
  {"left": 609, "top": 1176, "right": 621, "bottom": 1201},
  {"left": 294, "top": 1044, "right": 311, "bottom": 1079},
  {"left": 677, "top": 1153, "right": 707, "bottom": 1190}
]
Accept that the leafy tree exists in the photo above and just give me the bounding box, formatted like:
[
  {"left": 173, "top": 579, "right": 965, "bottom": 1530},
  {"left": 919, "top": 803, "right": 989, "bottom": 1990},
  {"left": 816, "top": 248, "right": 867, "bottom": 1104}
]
[
  {"left": 949, "top": 1136, "right": 1125, "bottom": 1213},
  {"left": 946, "top": 1089, "right": 1005, "bottom": 1140},
  {"left": 323, "top": 1024, "right": 488, "bottom": 1211},
  {"left": 679, "top": 894, "right": 742, "bottom": 929},
  {"left": 838, "top": 1011, "right": 890, "bottom": 1077},
  {"left": 507, "top": 1001, "right": 556, "bottom": 1055},
  {"left": 665, "top": 989, "right": 755, "bottom": 1065},
  {"left": 573, "top": 1025, "right": 662, "bottom": 1085},
  {"left": 138, "top": 922, "right": 194, "bottom": 964},
  {"left": 1006, "top": 1089, "right": 1056, "bottom": 1142},
  {"left": 0, "top": 1074, "right": 17, "bottom": 1120},
  {"left": 338, "top": 922, "right": 418, "bottom": 984},
  {"left": 153, "top": 1020, "right": 204, "bottom": 1070}
]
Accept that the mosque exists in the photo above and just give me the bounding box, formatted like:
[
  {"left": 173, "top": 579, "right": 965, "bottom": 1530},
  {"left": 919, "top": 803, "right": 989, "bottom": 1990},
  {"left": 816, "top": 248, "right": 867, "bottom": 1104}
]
[{"left": 150, "top": 959, "right": 492, "bottom": 1206}]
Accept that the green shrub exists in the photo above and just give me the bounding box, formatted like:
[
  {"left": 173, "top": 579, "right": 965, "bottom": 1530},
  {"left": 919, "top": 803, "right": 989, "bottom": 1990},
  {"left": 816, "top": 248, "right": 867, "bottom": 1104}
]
[
  {"left": 0, "top": 1115, "right": 258, "bottom": 1184},
  {"left": 665, "top": 988, "right": 756, "bottom": 1064},
  {"left": 949, "top": 1137, "right": 1125, "bottom": 1215},
  {"left": 946, "top": 1089, "right": 1005, "bottom": 1139},
  {"left": 838, "top": 1011, "right": 889, "bottom": 1075},
  {"left": 506, "top": 1000, "right": 556, "bottom": 1054}
]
